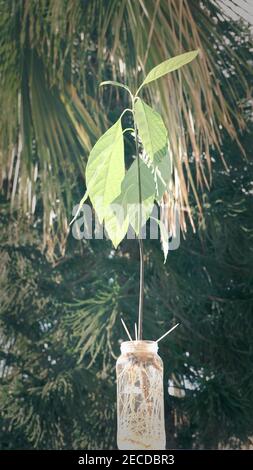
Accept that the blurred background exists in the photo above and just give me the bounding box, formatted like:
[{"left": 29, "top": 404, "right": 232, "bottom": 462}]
[{"left": 0, "top": 0, "right": 252, "bottom": 450}]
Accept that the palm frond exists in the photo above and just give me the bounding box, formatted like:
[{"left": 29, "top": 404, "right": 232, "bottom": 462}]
[{"left": 0, "top": 0, "right": 251, "bottom": 255}]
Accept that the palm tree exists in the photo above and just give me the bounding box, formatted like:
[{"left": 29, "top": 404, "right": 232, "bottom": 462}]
[{"left": 0, "top": 0, "right": 250, "bottom": 258}]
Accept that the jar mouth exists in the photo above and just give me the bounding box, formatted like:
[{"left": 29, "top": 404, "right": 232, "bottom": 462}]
[{"left": 120, "top": 340, "right": 158, "bottom": 354}]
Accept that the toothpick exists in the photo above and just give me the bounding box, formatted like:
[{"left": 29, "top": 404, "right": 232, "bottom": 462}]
[
  {"left": 156, "top": 323, "right": 180, "bottom": 343},
  {"left": 134, "top": 323, "right": 138, "bottom": 341},
  {"left": 121, "top": 318, "right": 133, "bottom": 341}
]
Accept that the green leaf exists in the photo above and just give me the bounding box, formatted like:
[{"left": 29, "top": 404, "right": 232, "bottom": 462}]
[
  {"left": 150, "top": 216, "right": 169, "bottom": 263},
  {"left": 113, "top": 159, "right": 155, "bottom": 235},
  {"left": 134, "top": 98, "right": 172, "bottom": 201},
  {"left": 118, "top": 159, "right": 155, "bottom": 204},
  {"left": 160, "top": 220, "right": 169, "bottom": 263},
  {"left": 134, "top": 98, "right": 168, "bottom": 163},
  {"left": 69, "top": 189, "right": 89, "bottom": 226},
  {"left": 128, "top": 196, "right": 154, "bottom": 236},
  {"left": 85, "top": 118, "right": 125, "bottom": 224},
  {"left": 104, "top": 207, "right": 129, "bottom": 248},
  {"left": 137, "top": 50, "right": 199, "bottom": 92},
  {"left": 154, "top": 152, "right": 172, "bottom": 202}
]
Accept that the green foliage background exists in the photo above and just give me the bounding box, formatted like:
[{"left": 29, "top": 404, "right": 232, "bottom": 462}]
[{"left": 0, "top": 0, "right": 253, "bottom": 450}]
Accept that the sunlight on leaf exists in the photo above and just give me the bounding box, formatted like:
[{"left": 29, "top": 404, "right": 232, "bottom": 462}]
[
  {"left": 154, "top": 152, "right": 172, "bottom": 202},
  {"left": 113, "top": 159, "right": 155, "bottom": 235},
  {"left": 85, "top": 118, "right": 125, "bottom": 223},
  {"left": 137, "top": 50, "right": 199, "bottom": 92},
  {"left": 104, "top": 207, "right": 129, "bottom": 248},
  {"left": 134, "top": 98, "right": 168, "bottom": 163},
  {"left": 134, "top": 98, "right": 172, "bottom": 201},
  {"left": 150, "top": 216, "right": 169, "bottom": 263}
]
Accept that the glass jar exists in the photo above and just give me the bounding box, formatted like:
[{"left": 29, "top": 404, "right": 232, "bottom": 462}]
[{"left": 116, "top": 340, "right": 166, "bottom": 450}]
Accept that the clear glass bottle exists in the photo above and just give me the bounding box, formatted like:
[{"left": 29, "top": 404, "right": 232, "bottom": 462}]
[{"left": 116, "top": 340, "right": 166, "bottom": 450}]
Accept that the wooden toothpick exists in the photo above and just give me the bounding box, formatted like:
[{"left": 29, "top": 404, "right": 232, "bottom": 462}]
[
  {"left": 121, "top": 318, "right": 133, "bottom": 341},
  {"left": 134, "top": 323, "right": 138, "bottom": 341},
  {"left": 156, "top": 323, "right": 180, "bottom": 343}
]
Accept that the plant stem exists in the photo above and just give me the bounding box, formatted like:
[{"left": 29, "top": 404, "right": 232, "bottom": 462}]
[
  {"left": 133, "top": 117, "right": 144, "bottom": 340},
  {"left": 137, "top": 236, "right": 144, "bottom": 340}
]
